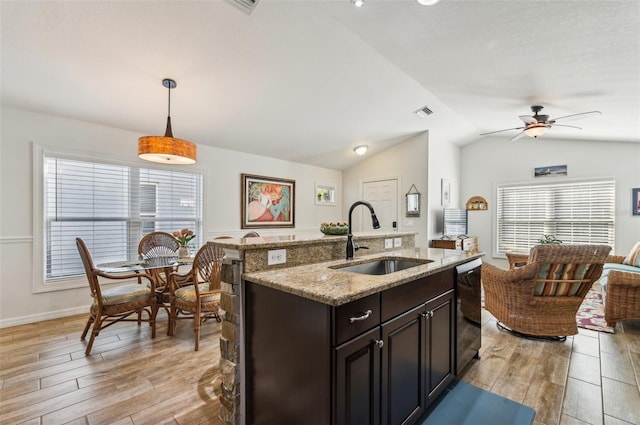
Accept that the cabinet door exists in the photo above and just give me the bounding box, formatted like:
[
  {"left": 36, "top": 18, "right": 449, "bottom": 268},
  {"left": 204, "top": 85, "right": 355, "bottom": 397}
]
[
  {"left": 425, "top": 290, "right": 455, "bottom": 405},
  {"left": 334, "top": 327, "right": 381, "bottom": 425},
  {"left": 381, "top": 304, "right": 427, "bottom": 425}
]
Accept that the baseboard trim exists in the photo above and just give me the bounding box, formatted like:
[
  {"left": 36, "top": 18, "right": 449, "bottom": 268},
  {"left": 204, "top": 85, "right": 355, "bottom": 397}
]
[{"left": 0, "top": 305, "right": 88, "bottom": 329}]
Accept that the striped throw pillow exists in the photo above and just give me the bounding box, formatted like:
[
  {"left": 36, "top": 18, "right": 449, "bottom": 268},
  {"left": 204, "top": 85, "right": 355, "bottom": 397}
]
[{"left": 623, "top": 241, "right": 640, "bottom": 267}]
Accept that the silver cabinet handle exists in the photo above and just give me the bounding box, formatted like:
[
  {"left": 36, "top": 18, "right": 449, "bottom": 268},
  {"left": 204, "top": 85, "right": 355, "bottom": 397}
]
[
  {"left": 375, "top": 340, "right": 384, "bottom": 348},
  {"left": 349, "top": 309, "right": 373, "bottom": 323}
]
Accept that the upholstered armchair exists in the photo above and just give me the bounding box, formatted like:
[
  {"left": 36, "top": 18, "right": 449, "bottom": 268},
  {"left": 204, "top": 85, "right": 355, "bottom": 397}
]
[
  {"left": 601, "top": 250, "right": 640, "bottom": 327},
  {"left": 483, "top": 244, "right": 611, "bottom": 338}
]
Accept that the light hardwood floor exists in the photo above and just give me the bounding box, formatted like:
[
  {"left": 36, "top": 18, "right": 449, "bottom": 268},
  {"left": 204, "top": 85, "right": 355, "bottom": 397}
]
[{"left": 1, "top": 309, "right": 639, "bottom": 425}]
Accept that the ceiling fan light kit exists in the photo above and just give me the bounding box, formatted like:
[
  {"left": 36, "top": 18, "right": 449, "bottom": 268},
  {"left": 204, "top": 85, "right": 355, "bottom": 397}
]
[
  {"left": 480, "top": 105, "right": 601, "bottom": 142},
  {"left": 138, "top": 78, "right": 197, "bottom": 165}
]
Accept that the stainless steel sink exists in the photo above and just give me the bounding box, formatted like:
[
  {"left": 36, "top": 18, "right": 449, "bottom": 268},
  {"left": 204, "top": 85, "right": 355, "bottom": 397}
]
[{"left": 331, "top": 258, "right": 432, "bottom": 275}]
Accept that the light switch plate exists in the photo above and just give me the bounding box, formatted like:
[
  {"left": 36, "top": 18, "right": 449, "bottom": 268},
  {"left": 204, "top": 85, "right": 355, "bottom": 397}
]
[
  {"left": 267, "top": 249, "right": 286, "bottom": 265},
  {"left": 384, "top": 239, "right": 393, "bottom": 249},
  {"left": 394, "top": 238, "right": 402, "bottom": 247}
]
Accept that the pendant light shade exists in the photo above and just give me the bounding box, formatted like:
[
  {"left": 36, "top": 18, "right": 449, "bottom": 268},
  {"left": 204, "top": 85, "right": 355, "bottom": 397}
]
[{"left": 138, "top": 79, "right": 197, "bottom": 164}]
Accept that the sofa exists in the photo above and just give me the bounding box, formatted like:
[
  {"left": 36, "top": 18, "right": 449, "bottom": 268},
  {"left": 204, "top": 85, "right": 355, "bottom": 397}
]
[{"left": 600, "top": 242, "right": 640, "bottom": 327}]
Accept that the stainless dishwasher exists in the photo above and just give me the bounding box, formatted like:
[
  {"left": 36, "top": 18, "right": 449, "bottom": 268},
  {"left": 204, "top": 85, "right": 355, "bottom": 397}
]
[{"left": 455, "top": 258, "right": 482, "bottom": 375}]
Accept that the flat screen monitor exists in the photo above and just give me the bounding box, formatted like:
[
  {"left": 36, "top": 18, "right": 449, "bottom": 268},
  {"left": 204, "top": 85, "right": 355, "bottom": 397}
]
[{"left": 443, "top": 208, "right": 468, "bottom": 238}]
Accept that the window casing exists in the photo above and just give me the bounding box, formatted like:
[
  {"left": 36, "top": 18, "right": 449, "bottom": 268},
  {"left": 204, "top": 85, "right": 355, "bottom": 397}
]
[
  {"left": 495, "top": 179, "right": 615, "bottom": 255},
  {"left": 41, "top": 152, "right": 203, "bottom": 283}
]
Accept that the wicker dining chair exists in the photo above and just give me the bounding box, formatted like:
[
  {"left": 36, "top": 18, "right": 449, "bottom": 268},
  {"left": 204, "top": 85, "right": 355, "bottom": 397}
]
[
  {"left": 168, "top": 241, "right": 225, "bottom": 351},
  {"left": 138, "top": 231, "right": 180, "bottom": 317},
  {"left": 482, "top": 244, "right": 611, "bottom": 338},
  {"left": 242, "top": 231, "right": 260, "bottom": 238},
  {"left": 76, "top": 238, "right": 158, "bottom": 355}
]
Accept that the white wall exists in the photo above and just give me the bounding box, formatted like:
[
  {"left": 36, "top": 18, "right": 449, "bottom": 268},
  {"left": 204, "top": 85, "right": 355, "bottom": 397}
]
[
  {"left": 460, "top": 136, "right": 640, "bottom": 266},
  {"left": 0, "top": 106, "right": 342, "bottom": 326},
  {"left": 426, "top": 130, "right": 461, "bottom": 240},
  {"left": 342, "top": 132, "right": 431, "bottom": 247}
]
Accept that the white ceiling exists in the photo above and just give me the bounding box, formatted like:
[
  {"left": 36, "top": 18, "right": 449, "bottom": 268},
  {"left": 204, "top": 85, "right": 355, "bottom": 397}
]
[{"left": 2, "top": 0, "right": 639, "bottom": 170}]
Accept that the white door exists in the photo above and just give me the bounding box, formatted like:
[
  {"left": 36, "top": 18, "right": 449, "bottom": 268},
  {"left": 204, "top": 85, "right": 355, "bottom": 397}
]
[{"left": 361, "top": 179, "right": 398, "bottom": 232}]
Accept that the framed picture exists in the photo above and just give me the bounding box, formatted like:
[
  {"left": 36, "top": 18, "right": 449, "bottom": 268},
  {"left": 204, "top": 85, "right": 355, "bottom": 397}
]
[
  {"left": 241, "top": 174, "right": 295, "bottom": 228},
  {"left": 534, "top": 164, "right": 567, "bottom": 177},
  {"left": 315, "top": 184, "right": 336, "bottom": 206},
  {"left": 633, "top": 188, "right": 640, "bottom": 216},
  {"left": 441, "top": 178, "right": 450, "bottom": 207}
]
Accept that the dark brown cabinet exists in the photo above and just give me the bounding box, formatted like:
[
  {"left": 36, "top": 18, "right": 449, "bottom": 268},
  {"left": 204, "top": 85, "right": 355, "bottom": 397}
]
[
  {"left": 334, "top": 327, "right": 381, "bottom": 425},
  {"left": 246, "top": 267, "right": 456, "bottom": 425}
]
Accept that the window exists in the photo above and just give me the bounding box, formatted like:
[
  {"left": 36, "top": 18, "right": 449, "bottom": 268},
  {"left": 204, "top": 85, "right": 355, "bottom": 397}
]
[
  {"left": 43, "top": 154, "right": 203, "bottom": 281},
  {"left": 496, "top": 179, "right": 615, "bottom": 254}
]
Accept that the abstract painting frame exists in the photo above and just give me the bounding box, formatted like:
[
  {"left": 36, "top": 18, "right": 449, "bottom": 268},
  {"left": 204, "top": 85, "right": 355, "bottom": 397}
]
[
  {"left": 633, "top": 188, "right": 640, "bottom": 216},
  {"left": 241, "top": 173, "right": 295, "bottom": 228}
]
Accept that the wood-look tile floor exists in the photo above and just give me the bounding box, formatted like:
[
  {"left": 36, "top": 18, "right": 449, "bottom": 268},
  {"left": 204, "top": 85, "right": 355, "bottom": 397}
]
[
  {"left": 462, "top": 309, "right": 640, "bottom": 425},
  {"left": 1, "top": 309, "right": 639, "bottom": 425},
  {"left": 0, "top": 311, "right": 223, "bottom": 425}
]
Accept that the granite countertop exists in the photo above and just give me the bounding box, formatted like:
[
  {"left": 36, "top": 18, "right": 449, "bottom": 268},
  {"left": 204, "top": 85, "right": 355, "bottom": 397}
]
[
  {"left": 210, "top": 231, "right": 416, "bottom": 250},
  {"left": 243, "top": 248, "right": 484, "bottom": 306}
]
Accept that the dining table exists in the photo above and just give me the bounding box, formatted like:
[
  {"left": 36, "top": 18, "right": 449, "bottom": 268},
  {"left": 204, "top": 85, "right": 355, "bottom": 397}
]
[{"left": 97, "top": 255, "right": 195, "bottom": 315}]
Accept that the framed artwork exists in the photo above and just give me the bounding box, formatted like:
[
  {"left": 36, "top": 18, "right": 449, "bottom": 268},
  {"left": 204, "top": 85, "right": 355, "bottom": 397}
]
[
  {"left": 441, "top": 178, "right": 450, "bottom": 207},
  {"left": 633, "top": 188, "right": 640, "bottom": 216},
  {"left": 315, "top": 184, "right": 336, "bottom": 206},
  {"left": 534, "top": 164, "right": 567, "bottom": 177},
  {"left": 241, "top": 174, "right": 295, "bottom": 228}
]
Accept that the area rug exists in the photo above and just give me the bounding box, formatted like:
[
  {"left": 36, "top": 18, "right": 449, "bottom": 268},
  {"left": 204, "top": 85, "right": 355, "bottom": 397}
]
[
  {"left": 420, "top": 379, "right": 535, "bottom": 425},
  {"left": 576, "top": 283, "right": 615, "bottom": 333}
]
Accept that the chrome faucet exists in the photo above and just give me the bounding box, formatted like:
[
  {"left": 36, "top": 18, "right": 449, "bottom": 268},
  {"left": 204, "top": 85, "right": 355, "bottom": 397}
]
[{"left": 347, "top": 200, "right": 381, "bottom": 260}]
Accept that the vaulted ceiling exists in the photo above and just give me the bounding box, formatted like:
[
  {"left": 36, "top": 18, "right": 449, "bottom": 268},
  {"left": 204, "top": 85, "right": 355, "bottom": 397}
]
[{"left": 2, "top": 0, "right": 638, "bottom": 170}]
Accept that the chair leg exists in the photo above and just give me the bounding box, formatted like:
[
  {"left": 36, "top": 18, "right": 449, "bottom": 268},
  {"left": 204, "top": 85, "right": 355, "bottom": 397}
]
[
  {"left": 81, "top": 313, "right": 94, "bottom": 340},
  {"left": 85, "top": 315, "right": 103, "bottom": 356},
  {"left": 169, "top": 304, "right": 176, "bottom": 336},
  {"left": 194, "top": 302, "right": 201, "bottom": 351},
  {"left": 150, "top": 305, "right": 158, "bottom": 339},
  {"left": 194, "top": 317, "right": 201, "bottom": 352}
]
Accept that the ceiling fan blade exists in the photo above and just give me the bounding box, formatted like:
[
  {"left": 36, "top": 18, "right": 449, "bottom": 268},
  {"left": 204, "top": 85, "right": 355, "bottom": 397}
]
[
  {"left": 550, "top": 111, "right": 601, "bottom": 123},
  {"left": 480, "top": 126, "right": 525, "bottom": 136},
  {"left": 519, "top": 115, "right": 538, "bottom": 125},
  {"left": 550, "top": 124, "right": 583, "bottom": 130},
  {"left": 509, "top": 131, "right": 526, "bottom": 142}
]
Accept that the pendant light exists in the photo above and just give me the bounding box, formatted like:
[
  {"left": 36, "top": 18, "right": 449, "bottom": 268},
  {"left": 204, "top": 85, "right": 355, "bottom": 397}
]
[{"left": 138, "top": 78, "right": 197, "bottom": 164}]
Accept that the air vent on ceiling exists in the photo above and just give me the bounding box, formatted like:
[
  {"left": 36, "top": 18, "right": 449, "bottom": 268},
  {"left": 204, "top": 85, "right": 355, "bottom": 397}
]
[
  {"left": 414, "top": 105, "right": 434, "bottom": 118},
  {"left": 228, "top": 0, "right": 260, "bottom": 14}
]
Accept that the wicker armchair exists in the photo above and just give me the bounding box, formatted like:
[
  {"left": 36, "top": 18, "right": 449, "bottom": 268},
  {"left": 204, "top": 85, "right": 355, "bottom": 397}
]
[
  {"left": 138, "top": 232, "right": 180, "bottom": 317},
  {"left": 483, "top": 244, "right": 611, "bottom": 338},
  {"left": 602, "top": 255, "right": 640, "bottom": 327},
  {"left": 168, "top": 242, "right": 223, "bottom": 351},
  {"left": 76, "top": 238, "right": 158, "bottom": 355}
]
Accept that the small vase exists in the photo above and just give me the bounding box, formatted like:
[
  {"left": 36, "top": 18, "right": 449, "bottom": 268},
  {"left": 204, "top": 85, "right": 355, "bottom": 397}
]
[{"left": 178, "top": 246, "right": 190, "bottom": 258}]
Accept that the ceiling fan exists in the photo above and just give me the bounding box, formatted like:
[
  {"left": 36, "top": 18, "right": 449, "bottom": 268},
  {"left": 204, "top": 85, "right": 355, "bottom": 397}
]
[{"left": 480, "top": 105, "right": 602, "bottom": 142}]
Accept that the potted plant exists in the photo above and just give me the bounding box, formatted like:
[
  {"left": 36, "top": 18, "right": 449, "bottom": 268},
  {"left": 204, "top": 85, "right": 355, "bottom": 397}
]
[
  {"left": 173, "top": 228, "right": 196, "bottom": 257},
  {"left": 538, "top": 234, "right": 563, "bottom": 245}
]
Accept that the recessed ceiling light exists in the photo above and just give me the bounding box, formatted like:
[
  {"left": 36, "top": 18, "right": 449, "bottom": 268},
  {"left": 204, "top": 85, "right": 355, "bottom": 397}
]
[
  {"left": 354, "top": 145, "right": 368, "bottom": 155},
  {"left": 352, "top": 0, "right": 365, "bottom": 7},
  {"left": 417, "top": 0, "right": 439, "bottom": 5}
]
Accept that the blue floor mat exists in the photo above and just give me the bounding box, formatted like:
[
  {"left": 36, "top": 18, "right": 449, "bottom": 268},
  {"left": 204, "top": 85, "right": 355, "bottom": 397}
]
[{"left": 420, "top": 379, "right": 536, "bottom": 425}]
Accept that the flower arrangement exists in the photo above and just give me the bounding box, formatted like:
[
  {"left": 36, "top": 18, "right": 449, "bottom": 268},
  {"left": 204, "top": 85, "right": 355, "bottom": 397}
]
[{"left": 173, "top": 228, "right": 196, "bottom": 247}]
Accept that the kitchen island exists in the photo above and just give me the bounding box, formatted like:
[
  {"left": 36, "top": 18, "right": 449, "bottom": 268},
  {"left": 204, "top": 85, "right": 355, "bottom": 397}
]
[
  {"left": 211, "top": 234, "right": 482, "bottom": 425},
  {"left": 245, "top": 249, "right": 483, "bottom": 425}
]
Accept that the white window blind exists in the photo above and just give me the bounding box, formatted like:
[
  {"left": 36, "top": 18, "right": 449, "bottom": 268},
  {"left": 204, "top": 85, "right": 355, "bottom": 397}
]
[
  {"left": 44, "top": 155, "right": 203, "bottom": 280},
  {"left": 496, "top": 179, "right": 615, "bottom": 254}
]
